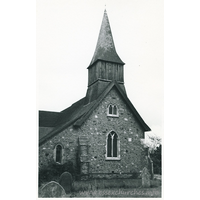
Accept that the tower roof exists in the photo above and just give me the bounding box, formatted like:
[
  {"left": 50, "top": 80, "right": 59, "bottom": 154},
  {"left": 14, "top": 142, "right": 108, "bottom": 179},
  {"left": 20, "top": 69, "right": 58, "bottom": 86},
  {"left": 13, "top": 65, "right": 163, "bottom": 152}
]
[{"left": 88, "top": 10, "right": 124, "bottom": 68}]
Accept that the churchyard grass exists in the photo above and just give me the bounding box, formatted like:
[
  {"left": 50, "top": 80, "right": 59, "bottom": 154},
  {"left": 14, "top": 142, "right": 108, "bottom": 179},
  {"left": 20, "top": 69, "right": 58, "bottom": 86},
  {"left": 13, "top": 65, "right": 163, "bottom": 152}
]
[
  {"left": 71, "top": 178, "right": 161, "bottom": 197},
  {"left": 73, "top": 187, "right": 161, "bottom": 197},
  {"left": 73, "top": 178, "right": 161, "bottom": 191},
  {"left": 39, "top": 177, "right": 161, "bottom": 198}
]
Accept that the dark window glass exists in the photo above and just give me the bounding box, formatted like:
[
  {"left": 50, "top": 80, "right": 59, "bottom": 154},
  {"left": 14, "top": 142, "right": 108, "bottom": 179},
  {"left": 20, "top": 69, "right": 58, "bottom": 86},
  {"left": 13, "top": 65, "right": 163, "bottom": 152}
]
[
  {"left": 113, "top": 106, "right": 117, "bottom": 115},
  {"left": 56, "top": 145, "right": 62, "bottom": 163},
  {"left": 107, "top": 133, "right": 112, "bottom": 157},
  {"left": 113, "top": 133, "right": 118, "bottom": 157},
  {"left": 109, "top": 105, "right": 112, "bottom": 114}
]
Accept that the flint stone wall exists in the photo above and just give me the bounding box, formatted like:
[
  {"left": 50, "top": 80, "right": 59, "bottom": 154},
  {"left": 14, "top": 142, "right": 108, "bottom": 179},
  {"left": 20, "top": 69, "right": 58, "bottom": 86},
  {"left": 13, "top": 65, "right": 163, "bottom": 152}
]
[{"left": 39, "top": 88, "right": 148, "bottom": 176}]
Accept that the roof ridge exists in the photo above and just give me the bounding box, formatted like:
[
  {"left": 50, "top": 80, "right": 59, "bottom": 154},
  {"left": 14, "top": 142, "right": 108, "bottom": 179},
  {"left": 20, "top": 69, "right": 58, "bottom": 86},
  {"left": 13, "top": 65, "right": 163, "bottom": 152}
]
[
  {"left": 73, "top": 81, "right": 116, "bottom": 126},
  {"left": 39, "top": 110, "right": 60, "bottom": 113},
  {"left": 74, "top": 81, "right": 151, "bottom": 132},
  {"left": 39, "top": 113, "right": 85, "bottom": 146},
  {"left": 61, "top": 97, "right": 85, "bottom": 113},
  {"left": 39, "top": 81, "right": 150, "bottom": 146}
]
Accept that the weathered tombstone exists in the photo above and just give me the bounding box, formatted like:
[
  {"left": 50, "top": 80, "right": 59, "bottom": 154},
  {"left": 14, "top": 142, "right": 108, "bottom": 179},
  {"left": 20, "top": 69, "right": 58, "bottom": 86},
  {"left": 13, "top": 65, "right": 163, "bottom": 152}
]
[
  {"left": 40, "top": 181, "right": 67, "bottom": 198},
  {"left": 141, "top": 167, "right": 151, "bottom": 188},
  {"left": 147, "top": 151, "right": 154, "bottom": 180},
  {"left": 59, "top": 172, "right": 73, "bottom": 194}
]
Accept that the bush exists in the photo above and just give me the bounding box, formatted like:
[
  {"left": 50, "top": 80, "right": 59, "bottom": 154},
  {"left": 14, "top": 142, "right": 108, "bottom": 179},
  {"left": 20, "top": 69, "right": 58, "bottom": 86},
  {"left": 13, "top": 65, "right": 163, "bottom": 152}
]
[
  {"left": 39, "top": 160, "right": 75, "bottom": 187},
  {"left": 150, "top": 145, "right": 162, "bottom": 175}
]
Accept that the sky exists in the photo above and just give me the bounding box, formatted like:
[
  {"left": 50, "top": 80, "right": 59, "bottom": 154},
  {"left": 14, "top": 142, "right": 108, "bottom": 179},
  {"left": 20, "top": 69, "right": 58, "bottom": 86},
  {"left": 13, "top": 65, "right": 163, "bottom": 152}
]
[{"left": 37, "top": 0, "right": 163, "bottom": 138}]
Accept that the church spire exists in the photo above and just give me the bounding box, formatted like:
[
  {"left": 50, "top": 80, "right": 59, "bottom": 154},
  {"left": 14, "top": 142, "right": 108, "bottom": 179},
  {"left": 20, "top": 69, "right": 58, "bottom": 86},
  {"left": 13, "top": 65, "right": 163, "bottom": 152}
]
[
  {"left": 85, "top": 10, "right": 126, "bottom": 105},
  {"left": 88, "top": 9, "right": 124, "bottom": 68}
]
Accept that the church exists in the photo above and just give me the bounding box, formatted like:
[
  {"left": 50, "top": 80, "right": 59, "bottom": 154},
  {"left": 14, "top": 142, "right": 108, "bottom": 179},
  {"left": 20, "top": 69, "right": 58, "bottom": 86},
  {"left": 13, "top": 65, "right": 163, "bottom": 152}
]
[{"left": 39, "top": 10, "right": 151, "bottom": 180}]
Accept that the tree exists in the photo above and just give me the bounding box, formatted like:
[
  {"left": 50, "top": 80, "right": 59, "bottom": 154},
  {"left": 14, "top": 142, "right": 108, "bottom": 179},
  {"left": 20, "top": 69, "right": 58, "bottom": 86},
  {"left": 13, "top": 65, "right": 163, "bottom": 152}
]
[
  {"left": 150, "top": 144, "right": 162, "bottom": 174},
  {"left": 141, "top": 134, "right": 162, "bottom": 153},
  {"left": 140, "top": 134, "right": 162, "bottom": 177}
]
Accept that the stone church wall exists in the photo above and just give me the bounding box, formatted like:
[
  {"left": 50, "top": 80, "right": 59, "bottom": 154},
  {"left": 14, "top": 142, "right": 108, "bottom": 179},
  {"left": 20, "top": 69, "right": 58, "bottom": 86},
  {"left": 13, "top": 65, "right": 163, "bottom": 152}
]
[
  {"left": 39, "top": 87, "right": 148, "bottom": 177},
  {"left": 80, "top": 88, "right": 148, "bottom": 176}
]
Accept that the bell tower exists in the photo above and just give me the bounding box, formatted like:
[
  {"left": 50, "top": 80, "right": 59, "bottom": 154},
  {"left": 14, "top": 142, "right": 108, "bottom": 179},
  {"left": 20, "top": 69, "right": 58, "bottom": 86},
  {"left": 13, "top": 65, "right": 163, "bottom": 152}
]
[{"left": 85, "top": 10, "right": 126, "bottom": 105}]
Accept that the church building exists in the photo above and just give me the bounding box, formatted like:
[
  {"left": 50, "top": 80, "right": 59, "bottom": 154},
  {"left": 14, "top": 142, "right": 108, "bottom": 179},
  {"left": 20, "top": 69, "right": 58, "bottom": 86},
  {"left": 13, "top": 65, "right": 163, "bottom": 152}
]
[{"left": 39, "top": 10, "right": 151, "bottom": 179}]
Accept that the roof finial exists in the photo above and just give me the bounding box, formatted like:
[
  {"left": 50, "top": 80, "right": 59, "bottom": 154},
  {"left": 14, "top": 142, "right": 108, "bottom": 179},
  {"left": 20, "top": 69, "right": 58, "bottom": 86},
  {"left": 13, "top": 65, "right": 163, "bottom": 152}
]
[{"left": 104, "top": 4, "right": 106, "bottom": 12}]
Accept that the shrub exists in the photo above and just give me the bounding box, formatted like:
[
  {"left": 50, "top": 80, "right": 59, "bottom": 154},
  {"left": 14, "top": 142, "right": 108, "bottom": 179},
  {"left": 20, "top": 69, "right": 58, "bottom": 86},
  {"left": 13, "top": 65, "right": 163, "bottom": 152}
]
[
  {"left": 39, "top": 160, "right": 75, "bottom": 187},
  {"left": 150, "top": 145, "right": 162, "bottom": 175}
]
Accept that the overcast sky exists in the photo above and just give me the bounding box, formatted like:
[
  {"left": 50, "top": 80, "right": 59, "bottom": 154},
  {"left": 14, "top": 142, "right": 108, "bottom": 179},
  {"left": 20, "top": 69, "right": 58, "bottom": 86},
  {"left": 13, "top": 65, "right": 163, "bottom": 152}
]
[{"left": 37, "top": 0, "right": 163, "bottom": 138}]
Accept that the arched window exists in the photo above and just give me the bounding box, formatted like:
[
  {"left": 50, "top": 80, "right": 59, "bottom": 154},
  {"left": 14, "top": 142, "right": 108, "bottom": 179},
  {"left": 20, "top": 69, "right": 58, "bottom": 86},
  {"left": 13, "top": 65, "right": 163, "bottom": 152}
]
[
  {"left": 109, "top": 105, "right": 112, "bottom": 115},
  {"left": 106, "top": 131, "right": 120, "bottom": 160},
  {"left": 107, "top": 104, "right": 119, "bottom": 117},
  {"left": 107, "top": 133, "right": 112, "bottom": 157},
  {"left": 54, "top": 144, "right": 63, "bottom": 164},
  {"left": 113, "top": 105, "right": 117, "bottom": 115}
]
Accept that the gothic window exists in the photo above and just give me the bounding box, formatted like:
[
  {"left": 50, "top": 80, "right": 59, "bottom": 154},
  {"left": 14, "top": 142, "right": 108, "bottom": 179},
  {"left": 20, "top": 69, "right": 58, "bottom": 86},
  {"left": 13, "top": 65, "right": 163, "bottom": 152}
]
[
  {"left": 107, "top": 104, "right": 119, "bottom": 117},
  {"left": 113, "top": 105, "right": 117, "bottom": 115},
  {"left": 54, "top": 144, "right": 63, "bottom": 164},
  {"left": 108, "top": 105, "right": 112, "bottom": 115},
  {"left": 106, "top": 131, "right": 120, "bottom": 160}
]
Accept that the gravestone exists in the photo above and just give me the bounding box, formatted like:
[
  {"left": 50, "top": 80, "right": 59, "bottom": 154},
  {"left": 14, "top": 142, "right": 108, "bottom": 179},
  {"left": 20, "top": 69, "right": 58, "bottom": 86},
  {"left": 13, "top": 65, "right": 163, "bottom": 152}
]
[
  {"left": 141, "top": 167, "right": 151, "bottom": 187},
  {"left": 59, "top": 172, "right": 73, "bottom": 194},
  {"left": 40, "top": 181, "right": 67, "bottom": 198}
]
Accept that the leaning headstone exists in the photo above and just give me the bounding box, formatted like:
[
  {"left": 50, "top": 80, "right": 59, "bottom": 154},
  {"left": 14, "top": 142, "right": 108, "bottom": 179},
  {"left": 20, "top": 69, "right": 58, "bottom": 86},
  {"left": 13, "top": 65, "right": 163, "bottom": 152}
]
[
  {"left": 40, "top": 181, "right": 67, "bottom": 198},
  {"left": 141, "top": 167, "right": 151, "bottom": 187},
  {"left": 59, "top": 172, "right": 73, "bottom": 194}
]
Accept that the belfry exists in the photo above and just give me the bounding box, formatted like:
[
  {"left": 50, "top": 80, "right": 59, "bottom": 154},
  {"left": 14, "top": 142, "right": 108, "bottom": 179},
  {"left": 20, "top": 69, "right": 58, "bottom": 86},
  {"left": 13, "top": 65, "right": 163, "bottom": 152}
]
[{"left": 85, "top": 10, "right": 126, "bottom": 104}]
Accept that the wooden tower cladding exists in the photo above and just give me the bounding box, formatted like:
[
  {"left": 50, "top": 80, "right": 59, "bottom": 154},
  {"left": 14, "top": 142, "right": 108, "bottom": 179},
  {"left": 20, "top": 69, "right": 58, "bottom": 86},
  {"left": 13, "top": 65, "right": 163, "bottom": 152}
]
[
  {"left": 88, "top": 61, "right": 124, "bottom": 86},
  {"left": 84, "top": 10, "right": 126, "bottom": 105}
]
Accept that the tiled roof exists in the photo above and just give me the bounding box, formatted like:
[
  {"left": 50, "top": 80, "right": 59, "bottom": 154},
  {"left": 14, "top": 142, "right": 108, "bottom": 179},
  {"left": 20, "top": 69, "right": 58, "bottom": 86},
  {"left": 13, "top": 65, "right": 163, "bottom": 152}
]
[
  {"left": 39, "top": 81, "right": 151, "bottom": 146},
  {"left": 39, "top": 111, "right": 60, "bottom": 127}
]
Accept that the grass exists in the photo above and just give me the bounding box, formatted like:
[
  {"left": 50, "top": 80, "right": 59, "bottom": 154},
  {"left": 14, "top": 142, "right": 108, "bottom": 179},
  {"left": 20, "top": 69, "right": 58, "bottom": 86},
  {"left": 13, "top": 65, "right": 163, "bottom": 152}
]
[
  {"left": 39, "top": 177, "right": 162, "bottom": 198},
  {"left": 73, "top": 178, "right": 161, "bottom": 191},
  {"left": 73, "top": 187, "right": 161, "bottom": 197},
  {"left": 73, "top": 179, "right": 140, "bottom": 191},
  {"left": 71, "top": 178, "right": 161, "bottom": 197}
]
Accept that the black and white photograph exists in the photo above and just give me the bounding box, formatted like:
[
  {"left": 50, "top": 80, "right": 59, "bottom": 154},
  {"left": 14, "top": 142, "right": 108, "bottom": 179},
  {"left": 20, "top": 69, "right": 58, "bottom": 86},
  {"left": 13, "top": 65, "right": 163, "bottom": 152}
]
[
  {"left": 37, "top": 0, "right": 163, "bottom": 197},
  {"left": 3, "top": 0, "right": 200, "bottom": 199}
]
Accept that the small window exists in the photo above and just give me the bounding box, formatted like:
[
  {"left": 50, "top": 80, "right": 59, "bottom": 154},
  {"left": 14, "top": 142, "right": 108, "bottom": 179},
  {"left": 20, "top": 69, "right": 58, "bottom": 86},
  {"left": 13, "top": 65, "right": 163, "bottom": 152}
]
[
  {"left": 107, "top": 104, "right": 119, "bottom": 117},
  {"left": 109, "top": 105, "right": 112, "bottom": 115},
  {"left": 54, "top": 144, "right": 63, "bottom": 164},
  {"left": 113, "top": 105, "right": 117, "bottom": 115}
]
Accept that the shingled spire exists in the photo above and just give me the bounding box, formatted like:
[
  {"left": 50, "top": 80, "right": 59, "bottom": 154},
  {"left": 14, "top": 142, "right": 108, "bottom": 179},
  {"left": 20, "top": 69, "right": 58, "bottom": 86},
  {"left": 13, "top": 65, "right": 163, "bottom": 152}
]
[
  {"left": 89, "top": 10, "right": 124, "bottom": 67},
  {"left": 85, "top": 10, "right": 126, "bottom": 105}
]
